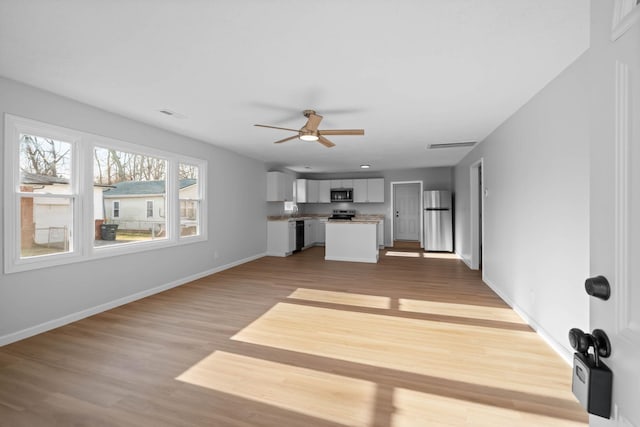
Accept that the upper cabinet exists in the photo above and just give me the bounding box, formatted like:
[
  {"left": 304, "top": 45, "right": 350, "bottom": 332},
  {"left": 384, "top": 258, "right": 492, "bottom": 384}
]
[
  {"left": 294, "top": 177, "right": 384, "bottom": 203},
  {"left": 367, "top": 178, "right": 385, "bottom": 203},
  {"left": 353, "top": 178, "right": 385, "bottom": 203},
  {"left": 330, "top": 179, "right": 353, "bottom": 189},
  {"left": 307, "top": 180, "right": 320, "bottom": 203},
  {"left": 267, "top": 171, "right": 294, "bottom": 201},
  {"left": 318, "top": 180, "right": 331, "bottom": 203},
  {"left": 296, "top": 179, "right": 320, "bottom": 203},
  {"left": 353, "top": 179, "right": 368, "bottom": 203}
]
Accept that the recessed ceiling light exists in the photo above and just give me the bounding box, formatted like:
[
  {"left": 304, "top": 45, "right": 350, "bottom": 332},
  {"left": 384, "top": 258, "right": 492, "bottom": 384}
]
[
  {"left": 304, "top": 166, "right": 312, "bottom": 169},
  {"left": 360, "top": 164, "right": 371, "bottom": 169}
]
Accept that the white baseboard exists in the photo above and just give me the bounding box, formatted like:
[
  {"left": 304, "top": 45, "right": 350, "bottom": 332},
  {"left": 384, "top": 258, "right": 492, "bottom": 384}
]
[
  {"left": 0, "top": 252, "right": 266, "bottom": 347},
  {"left": 325, "top": 255, "right": 378, "bottom": 263},
  {"left": 481, "top": 276, "right": 573, "bottom": 365},
  {"left": 458, "top": 252, "right": 473, "bottom": 269}
]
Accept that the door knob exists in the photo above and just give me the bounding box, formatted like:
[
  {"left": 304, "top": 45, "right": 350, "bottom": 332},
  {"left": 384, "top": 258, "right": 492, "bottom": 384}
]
[
  {"left": 568, "top": 328, "right": 611, "bottom": 366},
  {"left": 585, "top": 276, "right": 610, "bottom": 300}
]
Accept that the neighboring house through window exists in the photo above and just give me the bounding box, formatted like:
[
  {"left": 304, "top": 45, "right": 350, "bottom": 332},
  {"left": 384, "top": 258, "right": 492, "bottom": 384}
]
[{"left": 4, "top": 114, "right": 208, "bottom": 273}]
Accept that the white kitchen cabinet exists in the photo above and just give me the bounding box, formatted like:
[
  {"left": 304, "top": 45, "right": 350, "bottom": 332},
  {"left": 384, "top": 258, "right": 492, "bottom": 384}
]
[
  {"left": 330, "top": 179, "right": 353, "bottom": 189},
  {"left": 296, "top": 179, "right": 320, "bottom": 203},
  {"left": 377, "top": 219, "right": 384, "bottom": 248},
  {"left": 317, "top": 219, "right": 327, "bottom": 244},
  {"left": 304, "top": 219, "right": 315, "bottom": 247},
  {"left": 352, "top": 178, "right": 385, "bottom": 203},
  {"left": 295, "top": 179, "right": 308, "bottom": 203},
  {"left": 318, "top": 180, "right": 331, "bottom": 203},
  {"left": 288, "top": 221, "right": 296, "bottom": 252},
  {"left": 353, "top": 179, "right": 368, "bottom": 203},
  {"left": 307, "top": 180, "right": 319, "bottom": 203},
  {"left": 367, "top": 178, "right": 385, "bottom": 203},
  {"left": 267, "top": 171, "right": 294, "bottom": 202},
  {"left": 267, "top": 220, "right": 295, "bottom": 256}
]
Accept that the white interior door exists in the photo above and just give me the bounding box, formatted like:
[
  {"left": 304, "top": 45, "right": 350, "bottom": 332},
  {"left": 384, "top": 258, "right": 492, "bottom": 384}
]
[
  {"left": 393, "top": 183, "right": 420, "bottom": 241},
  {"left": 589, "top": 3, "right": 640, "bottom": 426}
]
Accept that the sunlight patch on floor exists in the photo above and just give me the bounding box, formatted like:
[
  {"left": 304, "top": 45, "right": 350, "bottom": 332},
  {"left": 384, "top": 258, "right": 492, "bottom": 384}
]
[
  {"left": 231, "top": 303, "right": 573, "bottom": 400},
  {"left": 288, "top": 288, "right": 391, "bottom": 309},
  {"left": 421, "top": 252, "right": 459, "bottom": 259},
  {"left": 391, "top": 388, "right": 587, "bottom": 427},
  {"left": 399, "top": 298, "right": 524, "bottom": 323},
  {"left": 385, "top": 251, "right": 421, "bottom": 258},
  {"left": 176, "top": 351, "right": 375, "bottom": 427}
]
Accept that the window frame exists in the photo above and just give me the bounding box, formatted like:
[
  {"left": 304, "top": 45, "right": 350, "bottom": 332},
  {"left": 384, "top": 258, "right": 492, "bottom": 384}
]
[
  {"left": 4, "top": 114, "right": 208, "bottom": 274},
  {"left": 146, "top": 200, "right": 154, "bottom": 218},
  {"left": 112, "top": 200, "right": 120, "bottom": 218},
  {"left": 178, "top": 161, "right": 206, "bottom": 240}
]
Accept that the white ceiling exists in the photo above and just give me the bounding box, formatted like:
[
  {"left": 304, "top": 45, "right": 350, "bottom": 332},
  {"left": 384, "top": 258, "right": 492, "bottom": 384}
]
[{"left": 0, "top": 1, "right": 589, "bottom": 173}]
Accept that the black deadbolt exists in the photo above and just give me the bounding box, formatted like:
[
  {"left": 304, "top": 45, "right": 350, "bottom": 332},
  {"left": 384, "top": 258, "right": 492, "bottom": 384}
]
[{"left": 585, "top": 276, "right": 610, "bottom": 300}]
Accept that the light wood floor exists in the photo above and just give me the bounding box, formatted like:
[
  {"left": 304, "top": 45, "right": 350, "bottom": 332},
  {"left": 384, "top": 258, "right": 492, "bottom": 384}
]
[{"left": 0, "top": 246, "right": 587, "bottom": 426}]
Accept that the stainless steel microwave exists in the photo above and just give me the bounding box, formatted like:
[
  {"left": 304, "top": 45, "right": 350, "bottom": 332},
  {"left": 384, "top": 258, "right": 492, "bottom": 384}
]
[{"left": 330, "top": 188, "right": 353, "bottom": 202}]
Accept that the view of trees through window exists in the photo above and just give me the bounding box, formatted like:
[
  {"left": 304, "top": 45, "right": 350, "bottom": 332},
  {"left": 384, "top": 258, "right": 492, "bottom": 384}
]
[{"left": 19, "top": 134, "right": 73, "bottom": 258}]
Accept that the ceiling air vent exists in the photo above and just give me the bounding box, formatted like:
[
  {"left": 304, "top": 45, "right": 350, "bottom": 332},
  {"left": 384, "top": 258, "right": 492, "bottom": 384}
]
[
  {"left": 158, "top": 109, "right": 186, "bottom": 119},
  {"left": 427, "top": 141, "right": 477, "bottom": 149}
]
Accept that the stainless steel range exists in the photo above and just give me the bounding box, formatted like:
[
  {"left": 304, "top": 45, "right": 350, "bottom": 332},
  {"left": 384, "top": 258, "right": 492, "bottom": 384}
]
[{"left": 329, "top": 209, "right": 356, "bottom": 220}]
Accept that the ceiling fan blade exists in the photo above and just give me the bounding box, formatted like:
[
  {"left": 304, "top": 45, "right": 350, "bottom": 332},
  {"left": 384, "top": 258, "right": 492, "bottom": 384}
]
[
  {"left": 274, "top": 135, "right": 300, "bottom": 144},
  {"left": 305, "top": 113, "right": 323, "bottom": 132},
  {"left": 318, "top": 129, "right": 364, "bottom": 136},
  {"left": 317, "top": 135, "right": 336, "bottom": 148},
  {"left": 254, "top": 124, "right": 299, "bottom": 132}
]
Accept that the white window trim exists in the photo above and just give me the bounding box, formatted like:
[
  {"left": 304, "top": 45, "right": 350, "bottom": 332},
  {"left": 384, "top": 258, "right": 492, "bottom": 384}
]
[
  {"left": 146, "top": 200, "right": 154, "bottom": 218},
  {"left": 4, "top": 114, "right": 208, "bottom": 274},
  {"left": 112, "top": 200, "right": 121, "bottom": 218}
]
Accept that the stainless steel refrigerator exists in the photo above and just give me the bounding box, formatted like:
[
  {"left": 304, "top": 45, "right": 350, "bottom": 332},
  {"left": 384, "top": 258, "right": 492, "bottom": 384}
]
[{"left": 424, "top": 190, "right": 453, "bottom": 252}]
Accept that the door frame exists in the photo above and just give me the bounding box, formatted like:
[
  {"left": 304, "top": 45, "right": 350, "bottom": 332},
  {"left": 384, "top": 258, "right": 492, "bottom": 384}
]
[
  {"left": 390, "top": 181, "right": 424, "bottom": 248},
  {"left": 469, "top": 159, "right": 484, "bottom": 271}
]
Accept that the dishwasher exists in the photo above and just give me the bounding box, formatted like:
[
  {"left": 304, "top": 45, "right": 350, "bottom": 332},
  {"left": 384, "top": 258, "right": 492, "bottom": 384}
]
[{"left": 294, "top": 220, "right": 304, "bottom": 252}]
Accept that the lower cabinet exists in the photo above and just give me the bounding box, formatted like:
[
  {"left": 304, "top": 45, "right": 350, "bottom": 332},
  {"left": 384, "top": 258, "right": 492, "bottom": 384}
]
[
  {"left": 267, "top": 221, "right": 296, "bottom": 256},
  {"left": 304, "top": 220, "right": 314, "bottom": 248},
  {"left": 288, "top": 221, "right": 296, "bottom": 253},
  {"left": 317, "top": 219, "right": 327, "bottom": 245},
  {"left": 268, "top": 218, "right": 327, "bottom": 256}
]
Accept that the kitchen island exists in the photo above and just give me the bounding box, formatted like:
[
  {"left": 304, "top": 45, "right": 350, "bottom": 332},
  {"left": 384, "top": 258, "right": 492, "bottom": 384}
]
[{"left": 325, "top": 220, "right": 379, "bottom": 263}]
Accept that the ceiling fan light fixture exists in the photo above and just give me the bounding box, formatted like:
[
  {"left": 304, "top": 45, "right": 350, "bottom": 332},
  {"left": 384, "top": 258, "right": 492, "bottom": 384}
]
[{"left": 299, "top": 130, "right": 319, "bottom": 141}]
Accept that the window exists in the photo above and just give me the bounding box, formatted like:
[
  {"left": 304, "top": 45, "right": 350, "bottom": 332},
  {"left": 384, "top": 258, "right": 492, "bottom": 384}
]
[
  {"left": 178, "top": 162, "right": 202, "bottom": 238},
  {"left": 4, "top": 114, "right": 207, "bottom": 273},
  {"left": 94, "top": 146, "right": 169, "bottom": 246},
  {"left": 16, "top": 132, "right": 75, "bottom": 260}
]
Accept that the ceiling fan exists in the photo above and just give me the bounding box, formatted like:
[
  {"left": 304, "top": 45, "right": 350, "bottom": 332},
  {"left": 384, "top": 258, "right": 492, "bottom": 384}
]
[{"left": 254, "top": 110, "right": 364, "bottom": 148}]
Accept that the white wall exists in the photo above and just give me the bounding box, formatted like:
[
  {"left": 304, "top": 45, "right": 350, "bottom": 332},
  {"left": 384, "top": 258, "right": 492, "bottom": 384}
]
[
  {"left": 0, "top": 77, "right": 267, "bottom": 343},
  {"left": 454, "top": 54, "right": 591, "bottom": 361}
]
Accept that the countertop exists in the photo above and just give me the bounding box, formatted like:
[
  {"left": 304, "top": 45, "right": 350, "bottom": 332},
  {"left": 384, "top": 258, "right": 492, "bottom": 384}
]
[{"left": 268, "top": 214, "right": 384, "bottom": 222}]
